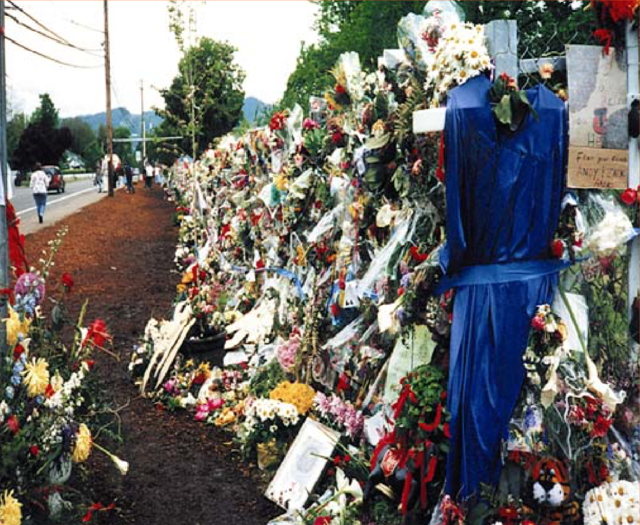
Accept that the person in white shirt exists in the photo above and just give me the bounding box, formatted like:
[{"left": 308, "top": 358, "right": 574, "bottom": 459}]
[
  {"left": 29, "top": 162, "right": 50, "bottom": 223},
  {"left": 144, "top": 161, "right": 153, "bottom": 189}
]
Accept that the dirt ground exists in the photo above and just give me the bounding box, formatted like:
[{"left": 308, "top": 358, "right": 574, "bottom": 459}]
[{"left": 24, "top": 184, "right": 280, "bottom": 525}]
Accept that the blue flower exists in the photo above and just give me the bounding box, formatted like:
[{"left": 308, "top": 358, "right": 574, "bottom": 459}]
[
  {"left": 35, "top": 395, "right": 44, "bottom": 405},
  {"left": 5, "top": 386, "right": 14, "bottom": 399},
  {"left": 10, "top": 374, "right": 21, "bottom": 386}
]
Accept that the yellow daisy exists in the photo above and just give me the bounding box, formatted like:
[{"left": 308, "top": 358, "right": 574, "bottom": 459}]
[
  {"left": 72, "top": 424, "right": 92, "bottom": 463},
  {"left": 0, "top": 490, "right": 22, "bottom": 525},
  {"left": 21, "top": 358, "right": 49, "bottom": 398}
]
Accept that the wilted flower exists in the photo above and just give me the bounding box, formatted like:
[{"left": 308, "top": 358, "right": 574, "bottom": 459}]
[{"left": 72, "top": 423, "right": 92, "bottom": 463}]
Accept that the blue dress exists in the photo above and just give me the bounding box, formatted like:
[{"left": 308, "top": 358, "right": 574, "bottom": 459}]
[{"left": 439, "top": 75, "right": 568, "bottom": 499}]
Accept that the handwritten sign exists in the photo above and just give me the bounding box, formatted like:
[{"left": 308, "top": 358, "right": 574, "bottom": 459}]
[
  {"left": 567, "top": 146, "right": 628, "bottom": 189},
  {"left": 567, "top": 45, "right": 628, "bottom": 150}
]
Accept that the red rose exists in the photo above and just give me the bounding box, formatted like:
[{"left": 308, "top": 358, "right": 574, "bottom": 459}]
[
  {"left": 30, "top": 445, "right": 40, "bottom": 457},
  {"left": 531, "top": 315, "right": 545, "bottom": 331},
  {"left": 343, "top": 454, "right": 351, "bottom": 463},
  {"left": 333, "top": 455, "right": 341, "bottom": 465},
  {"left": 621, "top": 187, "right": 638, "bottom": 206},
  {"left": 551, "top": 239, "right": 564, "bottom": 258},
  {"left": 335, "top": 84, "right": 346, "bottom": 95},
  {"left": 7, "top": 415, "right": 19, "bottom": 435},
  {"left": 314, "top": 517, "right": 332, "bottom": 525},
  {"left": 331, "top": 131, "right": 343, "bottom": 144},
  {"left": 61, "top": 272, "right": 74, "bottom": 292},
  {"left": 397, "top": 287, "right": 405, "bottom": 297}
]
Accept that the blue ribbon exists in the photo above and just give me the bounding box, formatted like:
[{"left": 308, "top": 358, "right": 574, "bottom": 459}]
[{"left": 434, "top": 258, "right": 572, "bottom": 295}]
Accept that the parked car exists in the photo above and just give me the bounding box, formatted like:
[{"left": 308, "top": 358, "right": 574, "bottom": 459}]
[{"left": 43, "top": 165, "right": 65, "bottom": 193}]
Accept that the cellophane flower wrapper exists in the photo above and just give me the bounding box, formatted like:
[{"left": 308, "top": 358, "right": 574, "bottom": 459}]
[{"left": 582, "top": 194, "right": 638, "bottom": 257}]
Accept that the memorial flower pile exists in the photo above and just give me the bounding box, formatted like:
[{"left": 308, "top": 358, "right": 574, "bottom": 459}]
[
  {"left": 1, "top": 230, "right": 125, "bottom": 522},
  {"left": 131, "top": 3, "right": 639, "bottom": 522}
]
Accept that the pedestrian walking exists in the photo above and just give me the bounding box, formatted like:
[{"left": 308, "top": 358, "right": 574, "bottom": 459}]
[
  {"left": 154, "top": 164, "right": 162, "bottom": 185},
  {"left": 94, "top": 161, "right": 104, "bottom": 193},
  {"left": 30, "top": 162, "right": 50, "bottom": 224},
  {"left": 125, "top": 164, "right": 135, "bottom": 193},
  {"left": 144, "top": 161, "right": 153, "bottom": 189}
]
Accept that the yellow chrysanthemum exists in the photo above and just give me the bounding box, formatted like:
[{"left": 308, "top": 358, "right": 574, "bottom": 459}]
[
  {"left": 21, "top": 358, "right": 49, "bottom": 398},
  {"left": 4, "top": 307, "right": 30, "bottom": 348},
  {"left": 72, "top": 424, "right": 92, "bottom": 463},
  {"left": 270, "top": 381, "right": 315, "bottom": 415},
  {"left": 0, "top": 490, "right": 22, "bottom": 525}
]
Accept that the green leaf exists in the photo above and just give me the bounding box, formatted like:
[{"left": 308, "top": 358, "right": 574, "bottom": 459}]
[
  {"left": 493, "top": 95, "right": 512, "bottom": 125},
  {"left": 364, "top": 133, "right": 391, "bottom": 150}
]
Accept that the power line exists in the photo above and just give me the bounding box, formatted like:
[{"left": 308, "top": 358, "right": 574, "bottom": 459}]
[
  {"left": 44, "top": 1, "right": 104, "bottom": 34},
  {"left": 5, "top": 11, "right": 103, "bottom": 56},
  {"left": 4, "top": 35, "right": 103, "bottom": 69},
  {"left": 7, "top": 1, "right": 101, "bottom": 54}
]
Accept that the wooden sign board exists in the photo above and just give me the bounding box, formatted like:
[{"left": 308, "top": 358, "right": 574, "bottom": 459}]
[
  {"left": 566, "top": 45, "right": 628, "bottom": 150},
  {"left": 567, "top": 146, "right": 628, "bottom": 189}
]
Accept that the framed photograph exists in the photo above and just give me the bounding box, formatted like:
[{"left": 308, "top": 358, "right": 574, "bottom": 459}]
[{"left": 265, "top": 418, "right": 340, "bottom": 512}]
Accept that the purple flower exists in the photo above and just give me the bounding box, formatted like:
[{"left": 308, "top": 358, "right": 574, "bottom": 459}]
[{"left": 14, "top": 272, "right": 45, "bottom": 306}]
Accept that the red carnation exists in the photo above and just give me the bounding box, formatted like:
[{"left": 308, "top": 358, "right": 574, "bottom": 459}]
[
  {"left": 621, "top": 187, "right": 638, "bottom": 206},
  {"left": 531, "top": 315, "right": 545, "bottom": 331},
  {"left": 13, "top": 344, "right": 24, "bottom": 361},
  {"left": 30, "top": 445, "right": 40, "bottom": 457},
  {"left": 61, "top": 272, "right": 74, "bottom": 292},
  {"left": 7, "top": 415, "right": 19, "bottom": 435}
]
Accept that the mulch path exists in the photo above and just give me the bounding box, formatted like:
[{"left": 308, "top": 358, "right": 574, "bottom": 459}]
[{"left": 24, "top": 184, "right": 280, "bottom": 525}]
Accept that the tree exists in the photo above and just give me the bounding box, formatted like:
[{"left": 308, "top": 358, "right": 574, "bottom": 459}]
[
  {"left": 280, "top": 1, "right": 426, "bottom": 109},
  {"left": 113, "top": 126, "right": 134, "bottom": 166},
  {"left": 12, "top": 94, "right": 72, "bottom": 170},
  {"left": 61, "top": 117, "right": 103, "bottom": 167},
  {"left": 157, "top": 37, "right": 245, "bottom": 159},
  {"left": 7, "top": 113, "right": 28, "bottom": 166},
  {"left": 30, "top": 93, "right": 59, "bottom": 129}
]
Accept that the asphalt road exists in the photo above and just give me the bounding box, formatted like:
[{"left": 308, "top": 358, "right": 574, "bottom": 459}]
[
  {"left": 12, "top": 174, "right": 114, "bottom": 235},
  {"left": 13, "top": 175, "right": 97, "bottom": 216}
]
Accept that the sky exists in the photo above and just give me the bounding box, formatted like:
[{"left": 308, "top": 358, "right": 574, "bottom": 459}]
[{"left": 5, "top": 1, "right": 319, "bottom": 118}]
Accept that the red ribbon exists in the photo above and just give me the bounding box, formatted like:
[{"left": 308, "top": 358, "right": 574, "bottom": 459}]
[
  {"left": 418, "top": 403, "right": 443, "bottom": 433},
  {"left": 435, "top": 131, "right": 445, "bottom": 183}
]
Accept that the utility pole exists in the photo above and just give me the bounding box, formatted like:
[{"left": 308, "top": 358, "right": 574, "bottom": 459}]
[
  {"left": 0, "top": 0, "right": 8, "bottom": 365},
  {"left": 104, "top": 0, "right": 114, "bottom": 197},
  {"left": 140, "top": 80, "right": 146, "bottom": 161}
]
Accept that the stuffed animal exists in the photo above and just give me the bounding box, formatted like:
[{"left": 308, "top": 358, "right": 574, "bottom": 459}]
[{"left": 524, "top": 457, "right": 580, "bottom": 525}]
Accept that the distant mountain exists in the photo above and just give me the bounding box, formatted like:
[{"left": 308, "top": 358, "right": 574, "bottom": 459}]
[
  {"left": 73, "top": 97, "right": 268, "bottom": 134},
  {"left": 243, "top": 97, "right": 270, "bottom": 124},
  {"left": 75, "top": 107, "right": 163, "bottom": 136}
]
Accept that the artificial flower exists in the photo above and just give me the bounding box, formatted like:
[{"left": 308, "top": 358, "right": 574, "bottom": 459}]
[
  {"left": 72, "top": 423, "right": 92, "bottom": 463},
  {"left": 0, "top": 490, "right": 22, "bottom": 525},
  {"left": 21, "top": 358, "right": 49, "bottom": 397}
]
